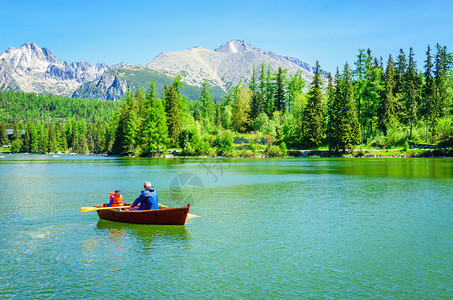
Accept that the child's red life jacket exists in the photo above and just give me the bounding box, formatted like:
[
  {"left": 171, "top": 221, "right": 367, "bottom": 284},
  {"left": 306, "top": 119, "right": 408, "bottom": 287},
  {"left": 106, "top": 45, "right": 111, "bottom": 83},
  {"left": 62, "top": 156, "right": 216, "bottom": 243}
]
[{"left": 109, "top": 192, "right": 123, "bottom": 207}]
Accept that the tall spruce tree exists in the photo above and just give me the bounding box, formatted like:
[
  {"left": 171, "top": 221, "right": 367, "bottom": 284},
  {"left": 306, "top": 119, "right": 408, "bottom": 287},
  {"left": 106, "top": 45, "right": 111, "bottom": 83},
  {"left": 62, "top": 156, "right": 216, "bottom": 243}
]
[
  {"left": 56, "top": 122, "right": 67, "bottom": 151},
  {"left": 249, "top": 64, "right": 257, "bottom": 93},
  {"left": 435, "top": 43, "right": 449, "bottom": 117},
  {"left": 378, "top": 55, "right": 398, "bottom": 136},
  {"left": 250, "top": 91, "right": 264, "bottom": 121},
  {"left": 21, "top": 123, "right": 31, "bottom": 153},
  {"left": 404, "top": 47, "right": 420, "bottom": 139},
  {"left": 423, "top": 45, "right": 436, "bottom": 142},
  {"left": 37, "top": 122, "right": 49, "bottom": 154},
  {"left": 200, "top": 79, "right": 215, "bottom": 126},
  {"left": 363, "top": 51, "right": 384, "bottom": 137},
  {"left": 264, "top": 65, "right": 275, "bottom": 116},
  {"left": 395, "top": 48, "right": 407, "bottom": 94},
  {"left": 0, "top": 122, "right": 7, "bottom": 145},
  {"left": 24, "top": 120, "right": 39, "bottom": 153},
  {"left": 326, "top": 71, "right": 340, "bottom": 151},
  {"left": 338, "top": 63, "right": 361, "bottom": 151},
  {"left": 142, "top": 81, "right": 169, "bottom": 156},
  {"left": 113, "top": 90, "right": 139, "bottom": 156},
  {"left": 215, "top": 101, "right": 222, "bottom": 127},
  {"left": 274, "top": 67, "right": 286, "bottom": 112},
  {"left": 10, "top": 122, "right": 22, "bottom": 153},
  {"left": 164, "top": 85, "right": 182, "bottom": 146},
  {"left": 302, "top": 61, "right": 325, "bottom": 147},
  {"left": 48, "top": 123, "right": 57, "bottom": 153},
  {"left": 353, "top": 49, "right": 368, "bottom": 125},
  {"left": 394, "top": 49, "right": 407, "bottom": 121}
]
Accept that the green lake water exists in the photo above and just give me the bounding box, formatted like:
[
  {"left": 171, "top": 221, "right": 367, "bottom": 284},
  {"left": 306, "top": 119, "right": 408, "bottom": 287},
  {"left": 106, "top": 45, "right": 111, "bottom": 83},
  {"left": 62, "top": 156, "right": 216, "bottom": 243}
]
[{"left": 0, "top": 155, "right": 452, "bottom": 299}]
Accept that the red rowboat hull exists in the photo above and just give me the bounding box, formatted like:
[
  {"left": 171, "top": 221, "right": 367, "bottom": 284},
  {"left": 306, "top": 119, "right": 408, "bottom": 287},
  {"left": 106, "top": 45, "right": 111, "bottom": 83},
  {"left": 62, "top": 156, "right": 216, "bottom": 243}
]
[{"left": 96, "top": 205, "right": 190, "bottom": 225}]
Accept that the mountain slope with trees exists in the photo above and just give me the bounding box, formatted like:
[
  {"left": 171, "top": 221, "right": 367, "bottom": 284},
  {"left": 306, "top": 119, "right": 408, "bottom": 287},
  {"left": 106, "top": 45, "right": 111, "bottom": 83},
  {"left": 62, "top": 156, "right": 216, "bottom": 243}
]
[{"left": 1, "top": 43, "right": 452, "bottom": 157}]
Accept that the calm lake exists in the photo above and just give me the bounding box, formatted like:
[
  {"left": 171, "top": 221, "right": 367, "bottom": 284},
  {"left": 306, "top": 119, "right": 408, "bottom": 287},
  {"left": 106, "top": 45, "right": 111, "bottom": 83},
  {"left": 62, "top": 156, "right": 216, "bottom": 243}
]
[{"left": 0, "top": 155, "right": 451, "bottom": 299}]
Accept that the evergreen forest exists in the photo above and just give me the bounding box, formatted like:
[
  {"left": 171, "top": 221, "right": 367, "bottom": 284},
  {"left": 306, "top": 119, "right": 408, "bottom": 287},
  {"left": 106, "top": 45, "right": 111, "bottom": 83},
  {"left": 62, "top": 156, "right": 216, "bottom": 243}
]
[{"left": 1, "top": 44, "right": 452, "bottom": 157}]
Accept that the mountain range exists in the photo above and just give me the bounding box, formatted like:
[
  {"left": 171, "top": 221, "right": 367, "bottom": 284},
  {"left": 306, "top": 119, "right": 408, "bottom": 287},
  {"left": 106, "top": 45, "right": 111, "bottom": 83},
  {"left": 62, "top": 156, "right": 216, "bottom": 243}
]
[{"left": 0, "top": 40, "right": 322, "bottom": 101}]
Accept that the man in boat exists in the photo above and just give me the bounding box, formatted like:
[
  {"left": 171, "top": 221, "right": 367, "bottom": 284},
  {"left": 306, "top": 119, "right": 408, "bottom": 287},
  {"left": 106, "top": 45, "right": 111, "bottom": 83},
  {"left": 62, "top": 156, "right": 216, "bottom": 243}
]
[{"left": 130, "top": 181, "right": 159, "bottom": 210}]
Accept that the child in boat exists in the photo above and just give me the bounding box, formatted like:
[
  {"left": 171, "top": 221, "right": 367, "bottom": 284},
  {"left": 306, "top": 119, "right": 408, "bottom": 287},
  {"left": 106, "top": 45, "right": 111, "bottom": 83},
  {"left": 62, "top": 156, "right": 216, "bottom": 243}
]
[
  {"left": 108, "top": 190, "right": 123, "bottom": 207},
  {"left": 130, "top": 182, "right": 158, "bottom": 210}
]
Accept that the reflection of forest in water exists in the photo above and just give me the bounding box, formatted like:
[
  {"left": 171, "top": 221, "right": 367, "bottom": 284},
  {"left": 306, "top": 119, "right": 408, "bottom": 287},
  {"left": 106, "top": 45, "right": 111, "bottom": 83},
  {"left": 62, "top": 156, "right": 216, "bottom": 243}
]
[{"left": 95, "top": 220, "right": 190, "bottom": 257}]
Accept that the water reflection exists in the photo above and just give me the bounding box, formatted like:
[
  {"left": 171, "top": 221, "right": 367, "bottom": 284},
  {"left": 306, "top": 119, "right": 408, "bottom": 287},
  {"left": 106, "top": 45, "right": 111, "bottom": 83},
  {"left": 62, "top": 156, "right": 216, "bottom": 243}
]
[{"left": 95, "top": 220, "right": 190, "bottom": 248}]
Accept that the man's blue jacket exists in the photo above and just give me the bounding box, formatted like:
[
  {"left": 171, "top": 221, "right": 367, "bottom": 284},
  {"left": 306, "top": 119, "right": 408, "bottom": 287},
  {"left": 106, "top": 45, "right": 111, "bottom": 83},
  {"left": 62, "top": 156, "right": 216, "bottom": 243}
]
[{"left": 131, "top": 187, "right": 158, "bottom": 210}]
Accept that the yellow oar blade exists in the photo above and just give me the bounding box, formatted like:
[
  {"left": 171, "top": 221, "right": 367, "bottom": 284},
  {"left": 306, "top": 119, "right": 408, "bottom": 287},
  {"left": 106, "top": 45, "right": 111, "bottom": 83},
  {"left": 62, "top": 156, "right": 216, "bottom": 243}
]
[
  {"left": 80, "top": 206, "right": 99, "bottom": 213},
  {"left": 187, "top": 213, "right": 200, "bottom": 219}
]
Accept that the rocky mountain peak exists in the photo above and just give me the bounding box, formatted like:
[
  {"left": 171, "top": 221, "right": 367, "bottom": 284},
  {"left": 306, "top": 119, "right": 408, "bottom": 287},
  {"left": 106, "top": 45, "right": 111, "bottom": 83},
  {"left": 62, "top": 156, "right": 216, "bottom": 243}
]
[
  {"left": 215, "top": 39, "right": 257, "bottom": 53},
  {"left": 0, "top": 42, "right": 109, "bottom": 97},
  {"left": 0, "top": 39, "right": 320, "bottom": 100},
  {"left": 146, "top": 39, "right": 317, "bottom": 93}
]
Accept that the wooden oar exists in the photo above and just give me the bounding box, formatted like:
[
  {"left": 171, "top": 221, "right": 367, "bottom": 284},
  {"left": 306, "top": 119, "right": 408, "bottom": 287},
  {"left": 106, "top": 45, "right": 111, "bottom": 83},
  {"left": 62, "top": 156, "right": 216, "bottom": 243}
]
[
  {"left": 80, "top": 205, "right": 131, "bottom": 213},
  {"left": 158, "top": 203, "right": 200, "bottom": 219}
]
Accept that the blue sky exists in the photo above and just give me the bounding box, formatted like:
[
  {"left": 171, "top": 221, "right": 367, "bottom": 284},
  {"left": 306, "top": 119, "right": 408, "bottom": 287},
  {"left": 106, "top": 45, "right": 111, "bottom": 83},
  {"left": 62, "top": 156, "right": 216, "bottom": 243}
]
[{"left": 1, "top": 0, "right": 452, "bottom": 73}]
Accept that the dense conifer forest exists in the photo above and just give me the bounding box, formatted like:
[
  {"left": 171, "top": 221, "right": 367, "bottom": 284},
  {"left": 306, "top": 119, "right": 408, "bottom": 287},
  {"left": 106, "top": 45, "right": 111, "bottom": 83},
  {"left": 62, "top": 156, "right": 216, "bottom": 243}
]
[{"left": 1, "top": 44, "right": 452, "bottom": 156}]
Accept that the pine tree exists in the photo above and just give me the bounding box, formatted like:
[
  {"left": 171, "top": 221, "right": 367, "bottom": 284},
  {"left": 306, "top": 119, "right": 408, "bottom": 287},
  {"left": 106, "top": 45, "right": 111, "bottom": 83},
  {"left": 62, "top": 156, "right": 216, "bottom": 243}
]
[
  {"left": 338, "top": 63, "right": 361, "bottom": 151},
  {"left": 435, "top": 43, "right": 448, "bottom": 117},
  {"left": 113, "top": 90, "right": 138, "bottom": 156},
  {"left": 423, "top": 45, "right": 436, "bottom": 142},
  {"left": 0, "top": 122, "right": 7, "bottom": 145},
  {"left": 215, "top": 101, "right": 222, "bottom": 127},
  {"left": 164, "top": 85, "right": 182, "bottom": 146},
  {"left": 362, "top": 50, "right": 384, "bottom": 137},
  {"left": 250, "top": 91, "right": 264, "bottom": 121},
  {"left": 393, "top": 49, "right": 408, "bottom": 123},
  {"left": 274, "top": 67, "right": 286, "bottom": 112},
  {"left": 21, "top": 123, "right": 30, "bottom": 153},
  {"left": 200, "top": 79, "right": 215, "bottom": 126},
  {"left": 353, "top": 49, "right": 368, "bottom": 124},
  {"left": 48, "top": 123, "right": 57, "bottom": 153},
  {"left": 86, "top": 123, "right": 95, "bottom": 154},
  {"left": 90, "top": 122, "right": 104, "bottom": 154},
  {"left": 258, "top": 63, "right": 266, "bottom": 97},
  {"left": 23, "top": 120, "right": 39, "bottom": 153},
  {"left": 121, "top": 102, "right": 138, "bottom": 156},
  {"left": 302, "top": 61, "right": 325, "bottom": 147},
  {"left": 65, "top": 121, "right": 73, "bottom": 150},
  {"left": 378, "top": 55, "right": 397, "bottom": 136},
  {"left": 142, "top": 81, "right": 169, "bottom": 156},
  {"left": 172, "top": 75, "right": 187, "bottom": 114},
  {"left": 105, "top": 112, "right": 119, "bottom": 154},
  {"left": 264, "top": 65, "right": 275, "bottom": 116},
  {"left": 395, "top": 48, "right": 407, "bottom": 94},
  {"left": 249, "top": 64, "right": 257, "bottom": 93},
  {"left": 72, "top": 120, "right": 89, "bottom": 154},
  {"left": 326, "top": 72, "right": 339, "bottom": 151},
  {"left": 56, "top": 122, "right": 67, "bottom": 152},
  {"left": 404, "top": 47, "right": 420, "bottom": 139},
  {"left": 10, "top": 122, "right": 22, "bottom": 153},
  {"left": 37, "top": 122, "right": 49, "bottom": 153},
  {"left": 132, "top": 88, "right": 146, "bottom": 147}
]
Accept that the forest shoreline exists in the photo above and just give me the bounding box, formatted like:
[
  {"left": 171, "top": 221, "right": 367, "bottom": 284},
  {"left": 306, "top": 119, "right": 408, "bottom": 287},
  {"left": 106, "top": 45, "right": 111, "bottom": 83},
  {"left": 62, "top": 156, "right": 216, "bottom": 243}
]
[{"left": 1, "top": 147, "right": 451, "bottom": 158}]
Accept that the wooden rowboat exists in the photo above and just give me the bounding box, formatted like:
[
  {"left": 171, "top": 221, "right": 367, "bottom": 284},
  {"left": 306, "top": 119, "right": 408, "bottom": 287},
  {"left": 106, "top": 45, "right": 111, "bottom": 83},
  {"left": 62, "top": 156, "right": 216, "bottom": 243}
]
[{"left": 94, "top": 204, "right": 191, "bottom": 225}]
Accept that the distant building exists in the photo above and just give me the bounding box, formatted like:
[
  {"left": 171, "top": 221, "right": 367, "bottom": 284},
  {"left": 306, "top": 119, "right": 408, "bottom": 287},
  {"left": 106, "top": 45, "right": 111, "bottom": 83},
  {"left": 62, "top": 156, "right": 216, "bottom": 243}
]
[{"left": 6, "top": 129, "right": 25, "bottom": 135}]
